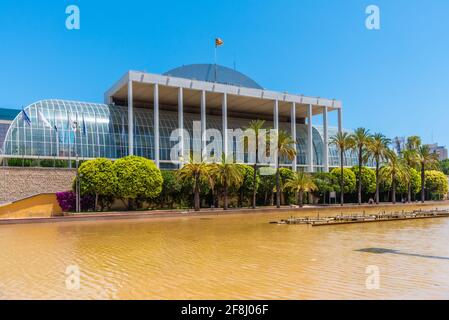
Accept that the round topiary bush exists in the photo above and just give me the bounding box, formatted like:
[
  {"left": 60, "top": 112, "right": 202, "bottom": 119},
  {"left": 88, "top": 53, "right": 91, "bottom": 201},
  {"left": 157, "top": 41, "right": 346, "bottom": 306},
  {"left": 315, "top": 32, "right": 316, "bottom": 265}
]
[
  {"left": 77, "top": 158, "right": 117, "bottom": 210},
  {"left": 113, "top": 156, "right": 163, "bottom": 206},
  {"left": 331, "top": 167, "right": 356, "bottom": 194},
  {"left": 425, "top": 170, "right": 448, "bottom": 200},
  {"left": 351, "top": 166, "right": 376, "bottom": 194}
]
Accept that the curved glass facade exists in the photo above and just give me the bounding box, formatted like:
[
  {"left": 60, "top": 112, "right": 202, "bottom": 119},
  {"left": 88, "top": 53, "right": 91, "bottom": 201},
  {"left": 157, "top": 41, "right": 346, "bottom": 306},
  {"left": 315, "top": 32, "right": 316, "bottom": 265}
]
[{"left": 2, "top": 99, "right": 358, "bottom": 169}]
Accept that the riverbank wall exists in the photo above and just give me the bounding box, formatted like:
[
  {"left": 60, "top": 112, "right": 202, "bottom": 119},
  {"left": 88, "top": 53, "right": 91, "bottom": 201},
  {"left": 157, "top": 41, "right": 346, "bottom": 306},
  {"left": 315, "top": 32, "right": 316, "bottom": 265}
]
[
  {"left": 1, "top": 201, "right": 448, "bottom": 225},
  {"left": 0, "top": 167, "right": 75, "bottom": 203}
]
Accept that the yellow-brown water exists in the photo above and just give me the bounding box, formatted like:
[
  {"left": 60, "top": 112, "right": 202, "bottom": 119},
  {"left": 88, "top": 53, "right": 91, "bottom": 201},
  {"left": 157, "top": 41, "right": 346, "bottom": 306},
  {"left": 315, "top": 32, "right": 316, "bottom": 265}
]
[{"left": 1, "top": 205, "right": 449, "bottom": 299}]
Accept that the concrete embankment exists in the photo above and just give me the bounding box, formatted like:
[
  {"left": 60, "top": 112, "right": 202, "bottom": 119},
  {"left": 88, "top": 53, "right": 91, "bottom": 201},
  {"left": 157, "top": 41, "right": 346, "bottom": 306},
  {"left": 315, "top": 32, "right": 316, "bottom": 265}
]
[{"left": 0, "top": 199, "right": 448, "bottom": 225}]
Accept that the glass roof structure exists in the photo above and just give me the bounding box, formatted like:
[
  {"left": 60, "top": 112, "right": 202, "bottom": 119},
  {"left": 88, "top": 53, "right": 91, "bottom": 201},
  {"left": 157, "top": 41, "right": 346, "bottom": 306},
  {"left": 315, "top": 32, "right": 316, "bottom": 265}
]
[{"left": 1, "top": 99, "right": 358, "bottom": 170}]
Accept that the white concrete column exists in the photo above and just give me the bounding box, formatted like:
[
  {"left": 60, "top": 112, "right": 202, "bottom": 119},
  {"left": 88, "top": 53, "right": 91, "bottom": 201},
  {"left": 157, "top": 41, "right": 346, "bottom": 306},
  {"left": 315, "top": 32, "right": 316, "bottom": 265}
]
[
  {"left": 291, "top": 102, "right": 297, "bottom": 172},
  {"left": 323, "top": 106, "right": 329, "bottom": 172},
  {"left": 338, "top": 107, "right": 342, "bottom": 133},
  {"left": 307, "top": 104, "right": 314, "bottom": 172},
  {"left": 178, "top": 87, "right": 184, "bottom": 168},
  {"left": 273, "top": 100, "right": 279, "bottom": 130},
  {"left": 222, "top": 93, "right": 228, "bottom": 159},
  {"left": 154, "top": 84, "right": 160, "bottom": 168},
  {"left": 274, "top": 99, "right": 279, "bottom": 168},
  {"left": 128, "top": 80, "right": 134, "bottom": 156},
  {"left": 200, "top": 90, "right": 207, "bottom": 160}
]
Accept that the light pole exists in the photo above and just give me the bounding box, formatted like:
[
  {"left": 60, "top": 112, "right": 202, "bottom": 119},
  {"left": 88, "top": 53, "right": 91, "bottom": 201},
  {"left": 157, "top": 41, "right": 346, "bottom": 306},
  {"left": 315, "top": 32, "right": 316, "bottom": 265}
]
[{"left": 72, "top": 120, "right": 80, "bottom": 213}]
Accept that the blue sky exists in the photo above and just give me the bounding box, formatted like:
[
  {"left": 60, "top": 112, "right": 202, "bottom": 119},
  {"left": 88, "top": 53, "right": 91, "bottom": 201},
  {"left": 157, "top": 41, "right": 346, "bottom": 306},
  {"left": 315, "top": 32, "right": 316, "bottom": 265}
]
[{"left": 0, "top": 0, "right": 448, "bottom": 146}]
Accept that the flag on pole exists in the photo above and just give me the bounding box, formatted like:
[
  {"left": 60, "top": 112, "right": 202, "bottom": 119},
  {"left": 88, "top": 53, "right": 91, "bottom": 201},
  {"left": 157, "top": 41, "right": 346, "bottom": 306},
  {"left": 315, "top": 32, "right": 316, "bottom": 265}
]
[
  {"left": 37, "top": 109, "right": 52, "bottom": 128},
  {"left": 215, "top": 38, "right": 224, "bottom": 47},
  {"left": 21, "top": 108, "right": 31, "bottom": 126}
]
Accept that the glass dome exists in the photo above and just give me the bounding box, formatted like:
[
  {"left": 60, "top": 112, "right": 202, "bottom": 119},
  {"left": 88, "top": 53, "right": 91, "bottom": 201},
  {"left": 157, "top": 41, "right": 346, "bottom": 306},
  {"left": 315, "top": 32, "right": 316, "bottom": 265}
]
[{"left": 164, "top": 64, "right": 264, "bottom": 89}]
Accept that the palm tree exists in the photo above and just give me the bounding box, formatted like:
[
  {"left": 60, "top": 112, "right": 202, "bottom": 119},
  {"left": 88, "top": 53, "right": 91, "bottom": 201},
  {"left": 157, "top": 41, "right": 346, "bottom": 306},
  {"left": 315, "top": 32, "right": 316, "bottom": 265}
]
[
  {"left": 402, "top": 149, "right": 419, "bottom": 202},
  {"left": 380, "top": 149, "right": 409, "bottom": 204},
  {"left": 275, "top": 130, "right": 297, "bottom": 208},
  {"left": 416, "top": 145, "right": 439, "bottom": 203},
  {"left": 284, "top": 172, "right": 317, "bottom": 207},
  {"left": 351, "top": 128, "right": 372, "bottom": 205},
  {"left": 406, "top": 136, "right": 422, "bottom": 151},
  {"left": 209, "top": 154, "right": 243, "bottom": 210},
  {"left": 245, "top": 120, "right": 266, "bottom": 209},
  {"left": 367, "top": 133, "right": 391, "bottom": 204},
  {"left": 177, "top": 155, "right": 212, "bottom": 211},
  {"left": 330, "top": 132, "right": 355, "bottom": 206}
]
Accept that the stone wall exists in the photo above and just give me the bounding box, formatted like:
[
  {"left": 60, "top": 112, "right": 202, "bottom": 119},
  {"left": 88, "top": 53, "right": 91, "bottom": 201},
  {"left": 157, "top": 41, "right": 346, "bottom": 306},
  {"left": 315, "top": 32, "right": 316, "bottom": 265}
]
[{"left": 0, "top": 167, "right": 76, "bottom": 203}]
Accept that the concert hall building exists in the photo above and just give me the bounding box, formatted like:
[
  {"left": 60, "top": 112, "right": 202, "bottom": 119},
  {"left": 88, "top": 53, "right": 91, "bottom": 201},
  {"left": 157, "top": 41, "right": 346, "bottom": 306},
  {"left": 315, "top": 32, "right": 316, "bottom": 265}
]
[{"left": 1, "top": 64, "right": 354, "bottom": 171}]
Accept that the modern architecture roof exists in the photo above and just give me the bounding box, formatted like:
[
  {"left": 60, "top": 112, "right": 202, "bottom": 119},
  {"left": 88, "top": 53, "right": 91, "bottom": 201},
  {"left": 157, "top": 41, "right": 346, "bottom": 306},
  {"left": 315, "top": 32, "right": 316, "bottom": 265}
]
[{"left": 164, "top": 64, "right": 263, "bottom": 90}]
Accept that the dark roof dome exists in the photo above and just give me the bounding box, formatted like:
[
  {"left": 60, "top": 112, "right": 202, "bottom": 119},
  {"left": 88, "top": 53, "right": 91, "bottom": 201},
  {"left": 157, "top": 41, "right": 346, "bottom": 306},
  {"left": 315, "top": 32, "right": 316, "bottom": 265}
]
[{"left": 163, "top": 64, "right": 263, "bottom": 89}]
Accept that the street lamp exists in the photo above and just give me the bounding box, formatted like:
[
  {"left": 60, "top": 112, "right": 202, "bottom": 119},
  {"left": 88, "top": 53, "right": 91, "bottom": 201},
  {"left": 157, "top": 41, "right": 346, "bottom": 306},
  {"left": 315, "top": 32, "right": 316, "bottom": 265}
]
[{"left": 72, "top": 120, "right": 80, "bottom": 213}]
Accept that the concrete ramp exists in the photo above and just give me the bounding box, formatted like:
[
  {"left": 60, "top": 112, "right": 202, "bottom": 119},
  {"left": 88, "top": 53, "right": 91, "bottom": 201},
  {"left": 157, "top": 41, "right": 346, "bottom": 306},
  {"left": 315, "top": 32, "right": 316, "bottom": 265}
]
[{"left": 0, "top": 193, "right": 62, "bottom": 219}]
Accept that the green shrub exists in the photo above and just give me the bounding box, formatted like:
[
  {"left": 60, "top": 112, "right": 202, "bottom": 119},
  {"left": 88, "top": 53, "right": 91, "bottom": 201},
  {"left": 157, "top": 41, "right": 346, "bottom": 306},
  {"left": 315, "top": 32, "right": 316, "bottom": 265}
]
[
  {"left": 258, "top": 169, "right": 276, "bottom": 205},
  {"left": 397, "top": 167, "right": 421, "bottom": 196},
  {"left": 313, "top": 172, "right": 338, "bottom": 193},
  {"left": 156, "top": 170, "right": 183, "bottom": 208},
  {"left": 441, "top": 159, "right": 449, "bottom": 175},
  {"left": 350, "top": 166, "right": 376, "bottom": 194},
  {"left": 425, "top": 170, "right": 448, "bottom": 200},
  {"left": 76, "top": 158, "right": 117, "bottom": 210},
  {"left": 279, "top": 167, "right": 295, "bottom": 204},
  {"left": 330, "top": 167, "right": 356, "bottom": 194},
  {"left": 40, "top": 159, "right": 68, "bottom": 168},
  {"left": 235, "top": 164, "right": 259, "bottom": 206},
  {"left": 113, "top": 156, "right": 163, "bottom": 208},
  {"left": 7, "top": 158, "right": 32, "bottom": 167}
]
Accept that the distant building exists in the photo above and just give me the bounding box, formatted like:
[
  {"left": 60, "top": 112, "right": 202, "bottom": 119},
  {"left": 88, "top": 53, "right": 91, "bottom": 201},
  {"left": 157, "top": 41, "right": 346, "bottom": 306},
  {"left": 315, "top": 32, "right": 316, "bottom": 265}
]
[
  {"left": 0, "top": 108, "right": 18, "bottom": 153},
  {"left": 428, "top": 143, "right": 448, "bottom": 161}
]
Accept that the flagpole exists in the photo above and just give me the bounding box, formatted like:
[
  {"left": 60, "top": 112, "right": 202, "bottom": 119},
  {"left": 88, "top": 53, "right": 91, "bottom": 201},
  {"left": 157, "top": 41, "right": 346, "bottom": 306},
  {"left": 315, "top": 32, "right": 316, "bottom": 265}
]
[
  {"left": 73, "top": 119, "right": 80, "bottom": 213},
  {"left": 214, "top": 44, "right": 217, "bottom": 82},
  {"left": 30, "top": 108, "right": 34, "bottom": 157},
  {"left": 68, "top": 112, "right": 71, "bottom": 168},
  {"left": 22, "top": 107, "right": 25, "bottom": 160},
  {"left": 53, "top": 110, "right": 57, "bottom": 159}
]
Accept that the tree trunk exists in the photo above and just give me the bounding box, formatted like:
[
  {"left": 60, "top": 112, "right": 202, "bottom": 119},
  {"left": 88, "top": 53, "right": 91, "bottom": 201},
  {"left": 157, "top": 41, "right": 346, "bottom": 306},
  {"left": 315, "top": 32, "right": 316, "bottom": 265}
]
[
  {"left": 239, "top": 188, "right": 243, "bottom": 207},
  {"left": 276, "top": 155, "right": 281, "bottom": 208},
  {"left": 223, "top": 178, "right": 228, "bottom": 210},
  {"left": 194, "top": 175, "right": 200, "bottom": 211},
  {"left": 252, "top": 144, "right": 258, "bottom": 209},
  {"left": 407, "top": 182, "right": 411, "bottom": 203},
  {"left": 298, "top": 191, "right": 304, "bottom": 207},
  {"left": 375, "top": 159, "right": 380, "bottom": 204},
  {"left": 392, "top": 173, "right": 396, "bottom": 204},
  {"left": 421, "top": 164, "right": 425, "bottom": 203},
  {"left": 358, "top": 148, "right": 362, "bottom": 205},
  {"left": 212, "top": 187, "right": 217, "bottom": 208},
  {"left": 95, "top": 193, "right": 99, "bottom": 211},
  {"left": 340, "top": 150, "right": 344, "bottom": 206}
]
